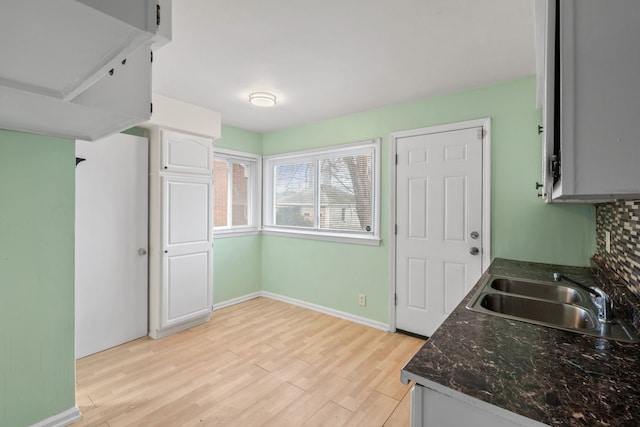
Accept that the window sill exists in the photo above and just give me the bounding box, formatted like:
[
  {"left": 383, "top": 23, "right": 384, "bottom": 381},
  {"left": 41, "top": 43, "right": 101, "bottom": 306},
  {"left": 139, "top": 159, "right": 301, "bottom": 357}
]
[
  {"left": 261, "top": 227, "right": 381, "bottom": 246},
  {"left": 213, "top": 228, "right": 261, "bottom": 239}
]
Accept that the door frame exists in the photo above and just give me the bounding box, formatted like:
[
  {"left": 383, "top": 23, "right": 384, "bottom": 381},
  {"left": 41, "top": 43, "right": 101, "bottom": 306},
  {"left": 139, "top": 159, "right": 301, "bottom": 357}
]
[{"left": 388, "top": 118, "right": 491, "bottom": 332}]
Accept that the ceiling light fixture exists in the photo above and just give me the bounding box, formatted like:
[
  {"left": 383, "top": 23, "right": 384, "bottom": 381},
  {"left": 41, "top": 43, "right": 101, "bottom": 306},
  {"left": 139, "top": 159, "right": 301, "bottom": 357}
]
[{"left": 249, "top": 91, "right": 277, "bottom": 107}]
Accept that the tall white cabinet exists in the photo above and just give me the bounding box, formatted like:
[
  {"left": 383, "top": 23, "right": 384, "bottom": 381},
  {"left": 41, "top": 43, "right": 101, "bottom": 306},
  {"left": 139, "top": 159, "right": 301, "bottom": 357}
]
[{"left": 148, "top": 128, "right": 214, "bottom": 338}]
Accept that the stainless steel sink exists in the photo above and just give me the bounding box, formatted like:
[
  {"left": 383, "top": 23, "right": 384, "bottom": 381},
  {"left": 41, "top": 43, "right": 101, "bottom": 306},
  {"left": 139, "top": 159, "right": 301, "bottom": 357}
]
[
  {"left": 467, "top": 275, "right": 640, "bottom": 343},
  {"left": 479, "top": 293, "right": 595, "bottom": 329},
  {"left": 490, "top": 278, "right": 582, "bottom": 303}
]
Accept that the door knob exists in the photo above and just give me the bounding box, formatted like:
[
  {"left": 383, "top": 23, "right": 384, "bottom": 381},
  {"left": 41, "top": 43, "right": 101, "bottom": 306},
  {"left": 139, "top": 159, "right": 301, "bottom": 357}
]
[
  {"left": 470, "top": 231, "right": 479, "bottom": 239},
  {"left": 138, "top": 248, "right": 147, "bottom": 256},
  {"left": 470, "top": 247, "right": 479, "bottom": 255}
]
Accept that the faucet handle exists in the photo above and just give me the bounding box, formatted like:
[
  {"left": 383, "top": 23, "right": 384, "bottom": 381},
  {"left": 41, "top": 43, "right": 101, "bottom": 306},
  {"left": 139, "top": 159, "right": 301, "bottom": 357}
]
[{"left": 592, "top": 287, "right": 614, "bottom": 323}]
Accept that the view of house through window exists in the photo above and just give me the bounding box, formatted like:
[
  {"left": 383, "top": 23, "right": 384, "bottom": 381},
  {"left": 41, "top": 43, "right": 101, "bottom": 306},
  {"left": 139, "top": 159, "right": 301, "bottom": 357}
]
[
  {"left": 213, "top": 155, "right": 255, "bottom": 230},
  {"left": 266, "top": 139, "right": 379, "bottom": 238}
]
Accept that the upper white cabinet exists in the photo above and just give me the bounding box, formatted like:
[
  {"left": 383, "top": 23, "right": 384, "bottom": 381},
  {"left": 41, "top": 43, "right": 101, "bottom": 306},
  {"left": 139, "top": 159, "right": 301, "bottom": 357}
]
[
  {"left": 162, "top": 130, "right": 214, "bottom": 175},
  {"left": 537, "top": 0, "right": 640, "bottom": 202},
  {"left": 0, "top": 0, "right": 171, "bottom": 141}
]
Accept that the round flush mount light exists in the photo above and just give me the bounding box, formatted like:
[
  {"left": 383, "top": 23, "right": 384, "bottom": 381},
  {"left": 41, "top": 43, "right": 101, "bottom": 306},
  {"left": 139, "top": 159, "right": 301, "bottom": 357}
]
[{"left": 249, "top": 91, "right": 277, "bottom": 107}]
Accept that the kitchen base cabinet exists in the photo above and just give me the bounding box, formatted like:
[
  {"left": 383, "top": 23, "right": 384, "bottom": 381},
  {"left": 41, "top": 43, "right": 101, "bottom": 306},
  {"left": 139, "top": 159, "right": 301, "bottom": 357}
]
[{"left": 410, "top": 384, "right": 547, "bottom": 427}]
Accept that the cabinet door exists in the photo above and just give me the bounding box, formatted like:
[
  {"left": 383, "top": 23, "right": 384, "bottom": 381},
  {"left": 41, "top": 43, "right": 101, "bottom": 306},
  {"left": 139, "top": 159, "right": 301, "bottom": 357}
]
[
  {"left": 162, "top": 175, "right": 213, "bottom": 328},
  {"left": 161, "top": 130, "right": 213, "bottom": 175},
  {"left": 411, "top": 385, "right": 545, "bottom": 427}
]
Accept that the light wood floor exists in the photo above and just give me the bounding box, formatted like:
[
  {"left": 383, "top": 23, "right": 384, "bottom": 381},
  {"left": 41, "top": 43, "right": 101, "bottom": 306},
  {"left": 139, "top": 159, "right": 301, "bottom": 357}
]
[{"left": 74, "top": 297, "right": 425, "bottom": 426}]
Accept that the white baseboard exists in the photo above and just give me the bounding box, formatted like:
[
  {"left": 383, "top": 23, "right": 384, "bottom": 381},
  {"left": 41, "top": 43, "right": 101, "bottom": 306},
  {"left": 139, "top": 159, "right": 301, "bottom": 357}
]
[
  {"left": 212, "top": 292, "right": 261, "bottom": 311},
  {"left": 149, "top": 315, "right": 211, "bottom": 339},
  {"left": 211, "top": 291, "right": 389, "bottom": 332},
  {"left": 261, "top": 291, "right": 389, "bottom": 331},
  {"left": 30, "top": 406, "right": 82, "bottom": 427}
]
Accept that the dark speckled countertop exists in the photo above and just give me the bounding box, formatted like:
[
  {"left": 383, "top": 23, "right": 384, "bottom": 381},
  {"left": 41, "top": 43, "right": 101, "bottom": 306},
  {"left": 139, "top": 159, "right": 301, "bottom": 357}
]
[{"left": 401, "top": 258, "right": 640, "bottom": 426}]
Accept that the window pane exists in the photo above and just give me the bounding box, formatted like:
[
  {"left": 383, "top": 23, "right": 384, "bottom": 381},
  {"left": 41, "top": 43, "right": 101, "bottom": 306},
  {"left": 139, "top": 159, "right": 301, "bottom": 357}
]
[
  {"left": 319, "top": 154, "right": 373, "bottom": 232},
  {"left": 213, "top": 159, "right": 228, "bottom": 227},
  {"left": 231, "top": 162, "right": 249, "bottom": 226},
  {"left": 274, "top": 162, "right": 315, "bottom": 228}
]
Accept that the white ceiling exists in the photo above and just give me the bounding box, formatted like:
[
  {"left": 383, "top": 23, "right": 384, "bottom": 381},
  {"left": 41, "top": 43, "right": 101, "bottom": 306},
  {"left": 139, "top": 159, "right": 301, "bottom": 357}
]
[{"left": 153, "top": 0, "right": 536, "bottom": 133}]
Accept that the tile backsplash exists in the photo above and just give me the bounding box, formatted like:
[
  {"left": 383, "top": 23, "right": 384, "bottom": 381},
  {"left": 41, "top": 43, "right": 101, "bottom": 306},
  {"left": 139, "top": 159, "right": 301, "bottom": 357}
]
[{"left": 593, "top": 200, "right": 640, "bottom": 330}]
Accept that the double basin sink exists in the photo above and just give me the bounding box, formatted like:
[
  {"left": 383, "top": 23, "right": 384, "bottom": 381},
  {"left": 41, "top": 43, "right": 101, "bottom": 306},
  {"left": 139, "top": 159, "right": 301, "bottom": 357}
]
[{"left": 466, "top": 275, "right": 639, "bottom": 343}]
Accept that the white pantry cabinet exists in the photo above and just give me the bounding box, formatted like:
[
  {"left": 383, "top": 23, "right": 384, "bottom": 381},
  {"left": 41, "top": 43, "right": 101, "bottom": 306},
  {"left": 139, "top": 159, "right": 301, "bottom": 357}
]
[
  {"left": 0, "top": 0, "right": 171, "bottom": 141},
  {"left": 537, "top": 0, "right": 640, "bottom": 202},
  {"left": 148, "top": 128, "right": 214, "bottom": 339}
]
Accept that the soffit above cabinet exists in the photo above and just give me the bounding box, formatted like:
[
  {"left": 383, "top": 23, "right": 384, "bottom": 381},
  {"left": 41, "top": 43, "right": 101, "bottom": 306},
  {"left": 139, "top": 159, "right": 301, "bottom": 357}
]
[{"left": 0, "top": 0, "right": 171, "bottom": 141}]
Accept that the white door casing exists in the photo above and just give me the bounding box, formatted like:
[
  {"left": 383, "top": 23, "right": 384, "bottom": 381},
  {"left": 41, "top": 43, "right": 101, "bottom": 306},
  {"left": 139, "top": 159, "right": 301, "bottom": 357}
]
[
  {"left": 75, "top": 133, "right": 148, "bottom": 359},
  {"left": 391, "top": 119, "right": 490, "bottom": 337}
]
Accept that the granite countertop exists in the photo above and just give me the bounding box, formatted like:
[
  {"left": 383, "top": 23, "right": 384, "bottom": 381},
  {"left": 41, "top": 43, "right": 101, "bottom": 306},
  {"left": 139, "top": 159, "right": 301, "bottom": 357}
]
[{"left": 401, "top": 258, "right": 640, "bottom": 426}]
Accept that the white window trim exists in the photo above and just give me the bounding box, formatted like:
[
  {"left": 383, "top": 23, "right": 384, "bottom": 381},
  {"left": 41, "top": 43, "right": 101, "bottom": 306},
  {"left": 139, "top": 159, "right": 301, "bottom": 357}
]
[
  {"left": 263, "top": 138, "right": 381, "bottom": 246},
  {"left": 213, "top": 147, "right": 262, "bottom": 237}
]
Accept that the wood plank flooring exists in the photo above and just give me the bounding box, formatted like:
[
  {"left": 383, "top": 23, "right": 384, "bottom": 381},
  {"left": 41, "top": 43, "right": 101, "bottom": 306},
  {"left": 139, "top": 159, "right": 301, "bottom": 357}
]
[{"left": 74, "top": 297, "right": 425, "bottom": 426}]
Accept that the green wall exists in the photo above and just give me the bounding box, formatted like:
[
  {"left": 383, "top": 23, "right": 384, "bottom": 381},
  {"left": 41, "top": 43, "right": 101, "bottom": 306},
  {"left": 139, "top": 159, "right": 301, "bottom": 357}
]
[
  {"left": 212, "top": 125, "right": 263, "bottom": 303},
  {"left": 215, "top": 125, "right": 262, "bottom": 154},
  {"left": 0, "top": 130, "right": 76, "bottom": 426},
  {"left": 259, "top": 77, "right": 595, "bottom": 323}
]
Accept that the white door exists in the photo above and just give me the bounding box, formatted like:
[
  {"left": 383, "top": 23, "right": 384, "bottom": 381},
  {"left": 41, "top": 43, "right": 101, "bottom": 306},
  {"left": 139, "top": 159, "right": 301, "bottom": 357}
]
[
  {"left": 75, "top": 133, "right": 148, "bottom": 359},
  {"left": 396, "top": 126, "right": 484, "bottom": 337},
  {"left": 162, "top": 175, "right": 213, "bottom": 328}
]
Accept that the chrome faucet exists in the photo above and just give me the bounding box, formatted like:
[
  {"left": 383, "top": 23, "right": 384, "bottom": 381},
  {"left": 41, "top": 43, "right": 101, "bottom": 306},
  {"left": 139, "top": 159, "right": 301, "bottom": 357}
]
[{"left": 553, "top": 273, "right": 613, "bottom": 323}]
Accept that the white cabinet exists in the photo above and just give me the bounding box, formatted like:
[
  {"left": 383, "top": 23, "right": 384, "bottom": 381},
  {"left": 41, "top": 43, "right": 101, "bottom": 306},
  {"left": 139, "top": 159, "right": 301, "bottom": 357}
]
[
  {"left": 162, "top": 130, "right": 214, "bottom": 175},
  {"left": 410, "top": 384, "right": 547, "bottom": 427},
  {"left": 149, "top": 129, "right": 214, "bottom": 339},
  {"left": 0, "top": 0, "right": 171, "bottom": 141},
  {"left": 162, "top": 176, "right": 212, "bottom": 328},
  {"left": 537, "top": 0, "right": 640, "bottom": 202}
]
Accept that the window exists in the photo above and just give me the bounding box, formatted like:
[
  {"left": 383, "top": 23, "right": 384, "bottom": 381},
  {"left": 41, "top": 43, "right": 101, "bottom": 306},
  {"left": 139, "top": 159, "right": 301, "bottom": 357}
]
[
  {"left": 264, "top": 139, "right": 380, "bottom": 245},
  {"left": 213, "top": 149, "right": 261, "bottom": 235}
]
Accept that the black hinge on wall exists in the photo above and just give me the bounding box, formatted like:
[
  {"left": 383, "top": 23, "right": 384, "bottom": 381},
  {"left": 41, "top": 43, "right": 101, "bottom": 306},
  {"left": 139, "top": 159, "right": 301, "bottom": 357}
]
[
  {"left": 157, "top": 4, "right": 161, "bottom": 26},
  {"left": 151, "top": 51, "right": 153, "bottom": 63},
  {"left": 394, "top": 293, "right": 397, "bottom": 306},
  {"left": 395, "top": 224, "right": 398, "bottom": 235},
  {"left": 395, "top": 154, "right": 398, "bottom": 165},
  {"left": 150, "top": 103, "right": 153, "bottom": 114}
]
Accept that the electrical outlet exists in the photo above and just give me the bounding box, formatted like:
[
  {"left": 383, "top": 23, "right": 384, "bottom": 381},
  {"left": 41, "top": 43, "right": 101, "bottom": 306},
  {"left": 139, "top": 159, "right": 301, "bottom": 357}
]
[
  {"left": 358, "top": 293, "right": 366, "bottom": 307},
  {"left": 605, "top": 231, "right": 611, "bottom": 253}
]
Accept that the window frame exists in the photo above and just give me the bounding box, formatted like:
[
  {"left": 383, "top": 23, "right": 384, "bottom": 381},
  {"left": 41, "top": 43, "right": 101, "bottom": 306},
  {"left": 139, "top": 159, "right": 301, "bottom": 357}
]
[
  {"left": 213, "top": 148, "right": 262, "bottom": 237},
  {"left": 263, "top": 139, "right": 381, "bottom": 246}
]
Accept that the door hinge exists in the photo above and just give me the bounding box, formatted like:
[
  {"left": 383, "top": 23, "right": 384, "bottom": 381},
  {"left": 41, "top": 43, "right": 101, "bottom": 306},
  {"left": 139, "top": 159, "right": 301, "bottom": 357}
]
[
  {"left": 395, "top": 154, "right": 398, "bottom": 165},
  {"left": 395, "top": 224, "right": 398, "bottom": 235},
  {"left": 477, "top": 128, "right": 484, "bottom": 139},
  {"left": 150, "top": 103, "right": 153, "bottom": 114},
  {"left": 157, "top": 4, "right": 161, "bottom": 26},
  {"left": 150, "top": 51, "right": 153, "bottom": 63},
  {"left": 394, "top": 293, "right": 397, "bottom": 306}
]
